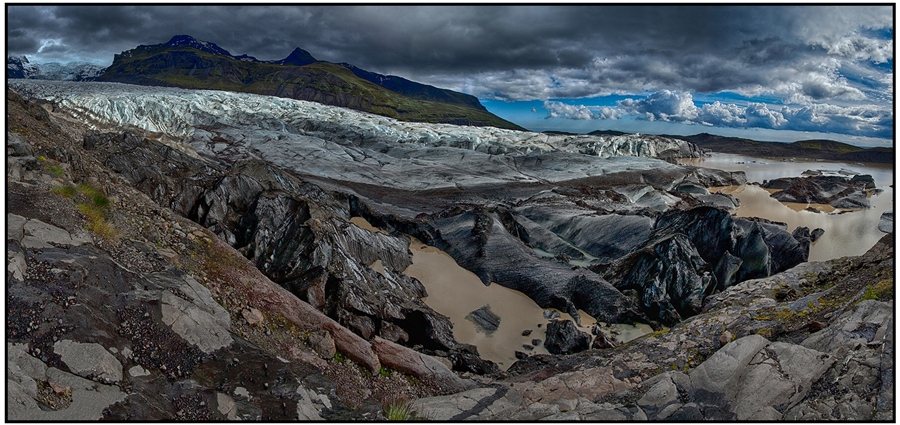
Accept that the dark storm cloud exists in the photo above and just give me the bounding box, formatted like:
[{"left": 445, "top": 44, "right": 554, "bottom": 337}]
[
  {"left": 6, "top": 5, "right": 892, "bottom": 139},
  {"left": 7, "top": 6, "right": 891, "bottom": 82}
]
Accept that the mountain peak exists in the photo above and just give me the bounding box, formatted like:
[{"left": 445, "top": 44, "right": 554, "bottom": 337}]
[
  {"left": 276, "top": 48, "right": 317, "bottom": 66},
  {"left": 165, "top": 35, "right": 232, "bottom": 57}
]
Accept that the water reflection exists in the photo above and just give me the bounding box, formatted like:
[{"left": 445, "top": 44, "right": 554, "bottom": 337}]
[
  {"left": 681, "top": 153, "right": 893, "bottom": 261},
  {"left": 349, "top": 217, "right": 653, "bottom": 369}
]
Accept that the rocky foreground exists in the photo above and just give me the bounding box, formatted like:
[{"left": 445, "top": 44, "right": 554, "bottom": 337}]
[{"left": 6, "top": 84, "right": 894, "bottom": 420}]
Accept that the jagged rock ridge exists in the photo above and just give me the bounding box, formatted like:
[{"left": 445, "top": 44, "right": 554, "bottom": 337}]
[{"left": 7, "top": 55, "right": 105, "bottom": 81}]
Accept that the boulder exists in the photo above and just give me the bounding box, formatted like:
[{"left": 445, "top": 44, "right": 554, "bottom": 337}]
[
  {"left": 830, "top": 191, "right": 870, "bottom": 209},
  {"left": 241, "top": 308, "right": 265, "bottom": 326},
  {"left": 878, "top": 210, "right": 893, "bottom": 233},
  {"left": 466, "top": 305, "right": 501, "bottom": 334},
  {"left": 764, "top": 175, "right": 867, "bottom": 205},
  {"left": 544, "top": 320, "right": 591, "bottom": 355},
  {"left": 53, "top": 340, "right": 123, "bottom": 384},
  {"left": 7, "top": 131, "right": 35, "bottom": 157},
  {"left": 21, "top": 218, "right": 89, "bottom": 249},
  {"left": 8, "top": 343, "right": 126, "bottom": 421},
  {"left": 307, "top": 330, "right": 336, "bottom": 360},
  {"left": 154, "top": 271, "right": 233, "bottom": 354},
  {"left": 688, "top": 335, "right": 834, "bottom": 420},
  {"left": 591, "top": 331, "right": 617, "bottom": 349},
  {"left": 370, "top": 337, "right": 474, "bottom": 393},
  {"left": 810, "top": 228, "right": 825, "bottom": 242}
]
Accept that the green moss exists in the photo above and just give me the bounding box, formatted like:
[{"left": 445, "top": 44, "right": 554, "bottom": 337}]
[
  {"left": 52, "top": 185, "right": 77, "bottom": 198},
  {"left": 647, "top": 328, "right": 671, "bottom": 338},
  {"left": 46, "top": 164, "right": 65, "bottom": 177},
  {"left": 333, "top": 352, "right": 346, "bottom": 363},
  {"left": 75, "top": 184, "right": 110, "bottom": 207},
  {"left": 860, "top": 279, "right": 893, "bottom": 302}
]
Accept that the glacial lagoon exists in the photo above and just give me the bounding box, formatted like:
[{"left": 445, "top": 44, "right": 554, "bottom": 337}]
[{"left": 680, "top": 153, "right": 894, "bottom": 262}]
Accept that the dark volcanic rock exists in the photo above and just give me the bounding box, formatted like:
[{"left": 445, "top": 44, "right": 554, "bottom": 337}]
[
  {"left": 810, "top": 228, "right": 825, "bottom": 242},
  {"left": 516, "top": 206, "right": 654, "bottom": 262},
  {"left": 830, "top": 191, "right": 870, "bottom": 209},
  {"left": 595, "top": 206, "right": 808, "bottom": 325},
  {"left": 850, "top": 174, "right": 876, "bottom": 189},
  {"left": 879, "top": 210, "right": 893, "bottom": 233},
  {"left": 792, "top": 227, "right": 812, "bottom": 256},
  {"left": 591, "top": 331, "right": 617, "bottom": 349},
  {"left": 466, "top": 305, "right": 501, "bottom": 334},
  {"left": 602, "top": 234, "right": 714, "bottom": 325},
  {"left": 82, "top": 131, "right": 493, "bottom": 373},
  {"left": 426, "top": 207, "right": 643, "bottom": 325},
  {"left": 544, "top": 320, "right": 592, "bottom": 355},
  {"left": 763, "top": 175, "right": 871, "bottom": 209}
]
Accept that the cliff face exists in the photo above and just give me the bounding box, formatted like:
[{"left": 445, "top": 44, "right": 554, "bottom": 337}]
[{"left": 7, "top": 84, "right": 892, "bottom": 421}]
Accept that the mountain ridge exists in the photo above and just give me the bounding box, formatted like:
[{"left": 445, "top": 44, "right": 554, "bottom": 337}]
[
  {"left": 673, "top": 132, "right": 893, "bottom": 164},
  {"left": 7, "top": 55, "right": 105, "bottom": 81},
  {"left": 96, "top": 35, "right": 522, "bottom": 130}
]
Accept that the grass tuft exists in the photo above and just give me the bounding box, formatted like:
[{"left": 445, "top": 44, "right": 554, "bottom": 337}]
[
  {"left": 52, "top": 185, "right": 77, "bottom": 198},
  {"left": 383, "top": 397, "right": 415, "bottom": 421},
  {"left": 861, "top": 279, "right": 893, "bottom": 302},
  {"left": 72, "top": 183, "right": 118, "bottom": 240}
]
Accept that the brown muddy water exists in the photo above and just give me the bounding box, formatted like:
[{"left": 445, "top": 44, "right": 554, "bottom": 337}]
[
  {"left": 349, "top": 217, "right": 653, "bottom": 369},
  {"left": 680, "top": 153, "right": 894, "bottom": 262}
]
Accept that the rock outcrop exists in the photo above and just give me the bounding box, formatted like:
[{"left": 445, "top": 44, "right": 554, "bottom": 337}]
[
  {"left": 763, "top": 174, "right": 874, "bottom": 209},
  {"left": 4, "top": 88, "right": 478, "bottom": 420},
  {"left": 544, "top": 320, "right": 592, "bottom": 355},
  {"left": 77, "top": 130, "right": 487, "bottom": 373},
  {"left": 595, "top": 206, "right": 809, "bottom": 325},
  {"left": 879, "top": 210, "right": 894, "bottom": 233},
  {"left": 410, "top": 233, "right": 893, "bottom": 421}
]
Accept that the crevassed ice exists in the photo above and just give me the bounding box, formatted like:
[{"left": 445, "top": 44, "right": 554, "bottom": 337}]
[
  {"left": 9, "top": 80, "right": 695, "bottom": 158},
  {"left": 9, "top": 80, "right": 694, "bottom": 190}
]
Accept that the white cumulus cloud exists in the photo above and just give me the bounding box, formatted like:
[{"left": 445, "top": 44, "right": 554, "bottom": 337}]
[
  {"left": 543, "top": 100, "right": 596, "bottom": 120},
  {"left": 618, "top": 90, "right": 699, "bottom": 122}
]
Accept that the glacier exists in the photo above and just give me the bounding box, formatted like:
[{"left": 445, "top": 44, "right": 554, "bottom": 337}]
[{"left": 9, "top": 80, "right": 701, "bottom": 191}]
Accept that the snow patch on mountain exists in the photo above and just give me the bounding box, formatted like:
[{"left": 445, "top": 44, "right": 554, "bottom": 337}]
[{"left": 7, "top": 56, "right": 105, "bottom": 81}]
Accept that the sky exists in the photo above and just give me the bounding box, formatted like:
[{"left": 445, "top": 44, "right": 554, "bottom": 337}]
[{"left": 6, "top": 5, "right": 895, "bottom": 147}]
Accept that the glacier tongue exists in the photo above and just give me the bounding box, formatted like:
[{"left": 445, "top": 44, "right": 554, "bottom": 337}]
[{"left": 9, "top": 80, "right": 700, "bottom": 190}]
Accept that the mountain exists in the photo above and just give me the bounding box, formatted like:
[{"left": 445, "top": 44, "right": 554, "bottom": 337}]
[
  {"left": 588, "top": 129, "right": 629, "bottom": 136},
  {"left": 96, "top": 35, "right": 523, "bottom": 130},
  {"left": 675, "top": 133, "right": 893, "bottom": 164},
  {"left": 7, "top": 55, "right": 105, "bottom": 81},
  {"left": 7, "top": 55, "right": 36, "bottom": 79}
]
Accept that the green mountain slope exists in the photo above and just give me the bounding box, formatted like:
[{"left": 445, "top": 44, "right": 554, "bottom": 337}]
[
  {"left": 97, "top": 37, "right": 524, "bottom": 130},
  {"left": 675, "top": 133, "right": 893, "bottom": 164}
]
